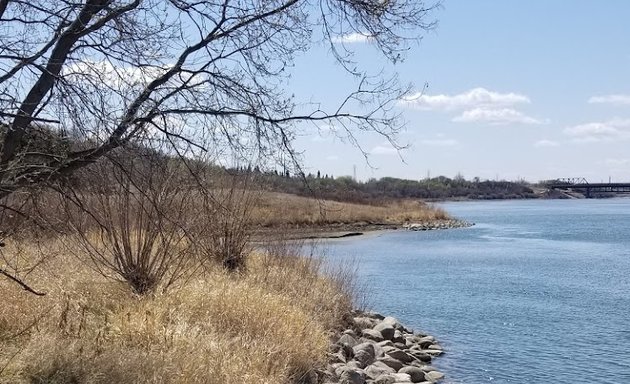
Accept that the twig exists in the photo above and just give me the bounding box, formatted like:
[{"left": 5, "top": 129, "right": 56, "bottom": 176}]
[{"left": 0, "top": 268, "right": 46, "bottom": 296}]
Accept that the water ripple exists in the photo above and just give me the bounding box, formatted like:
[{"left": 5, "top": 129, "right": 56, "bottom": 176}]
[{"left": 326, "top": 198, "right": 630, "bottom": 384}]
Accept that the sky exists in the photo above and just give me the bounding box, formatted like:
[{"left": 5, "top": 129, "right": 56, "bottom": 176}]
[{"left": 290, "top": 1, "right": 630, "bottom": 183}]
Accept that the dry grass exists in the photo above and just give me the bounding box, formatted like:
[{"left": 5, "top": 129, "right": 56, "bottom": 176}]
[
  {"left": 0, "top": 237, "right": 353, "bottom": 384},
  {"left": 0, "top": 189, "right": 443, "bottom": 383},
  {"left": 250, "top": 192, "right": 449, "bottom": 227}
]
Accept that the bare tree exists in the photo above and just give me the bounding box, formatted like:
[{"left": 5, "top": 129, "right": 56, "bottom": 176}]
[
  {"left": 0, "top": 0, "right": 439, "bottom": 198},
  {"left": 0, "top": 0, "right": 438, "bottom": 291}
]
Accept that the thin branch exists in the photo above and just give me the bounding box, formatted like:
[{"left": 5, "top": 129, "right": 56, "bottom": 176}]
[{"left": 0, "top": 267, "right": 46, "bottom": 296}]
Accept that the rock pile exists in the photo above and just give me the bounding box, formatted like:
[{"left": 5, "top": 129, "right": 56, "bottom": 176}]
[
  {"left": 403, "top": 219, "right": 473, "bottom": 231},
  {"left": 322, "top": 311, "right": 445, "bottom": 384}
]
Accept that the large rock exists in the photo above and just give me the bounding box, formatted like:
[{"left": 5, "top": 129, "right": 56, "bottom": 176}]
[
  {"left": 382, "top": 316, "right": 400, "bottom": 328},
  {"left": 424, "top": 370, "right": 445, "bottom": 382},
  {"left": 423, "top": 349, "right": 443, "bottom": 356},
  {"left": 398, "top": 366, "right": 426, "bottom": 383},
  {"left": 373, "top": 374, "right": 397, "bottom": 384},
  {"left": 373, "top": 341, "right": 385, "bottom": 358},
  {"left": 354, "top": 316, "right": 378, "bottom": 329},
  {"left": 339, "top": 368, "right": 366, "bottom": 384},
  {"left": 381, "top": 345, "right": 398, "bottom": 355},
  {"left": 386, "top": 349, "right": 416, "bottom": 364},
  {"left": 377, "top": 340, "right": 394, "bottom": 348},
  {"left": 394, "top": 342, "right": 408, "bottom": 350},
  {"left": 414, "top": 336, "right": 435, "bottom": 348},
  {"left": 392, "top": 329, "right": 406, "bottom": 344},
  {"left": 364, "top": 361, "right": 396, "bottom": 379},
  {"left": 353, "top": 342, "right": 376, "bottom": 368},
  {"left": 362, "top": 311, "right": 386, "bottom": 320},
  {"left": 339, "top": 343, "right": 354, "bottom": 361},
  {"left": 354, "top": 350, "right": 374, "bottom": 368},
  {"left": 382, "top": 316, "right": 412, "bottom": 332},
  {"left": 377, "top": 355, "right": 404, "bottom": 371},
  {"left": 353, "top": 342, "right": 376, "bottom": 358},
  {"left": 391, "top": 372, "right": 412, "bottom": 382},
  {"left": 374, "top": 322, "right": 396, "bottom": 341},
  {"left": 338, "top": 334, "right": 359, "bottom": 348},
  {"left": 362, "top": 328, "right": 385, "bottom": 342},
  {"left": 407, "top": 349, "right": 432, "bottom": 363}
]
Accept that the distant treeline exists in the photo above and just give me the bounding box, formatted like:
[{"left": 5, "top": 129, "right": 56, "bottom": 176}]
[
  {"left": 3, "top": 122, "right": 536, "bottom": 203},
  {"left": 227, "top": 166, "right": 538, "bottom": 202}
]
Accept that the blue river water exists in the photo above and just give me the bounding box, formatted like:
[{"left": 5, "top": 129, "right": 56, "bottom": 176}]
[{"left": 324, "top": 198, "right": 630, "bottom": 384}]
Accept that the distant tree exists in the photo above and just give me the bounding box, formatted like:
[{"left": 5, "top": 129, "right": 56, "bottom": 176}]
[{"left": 317, "top": 170, "right": 321, "bottom": 179}]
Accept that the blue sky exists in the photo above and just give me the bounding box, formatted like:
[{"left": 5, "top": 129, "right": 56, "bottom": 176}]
[{"left": 291, "top": 1, "right": 630, "bottom": 183}]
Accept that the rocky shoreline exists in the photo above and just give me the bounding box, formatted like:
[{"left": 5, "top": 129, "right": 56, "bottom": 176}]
[
  {"left": 320, "top": 310, "right": 445, "bottom": 384},
  {"left": 252, "top": 219, "right": 474, "bottom": 242},
  {"left": 403, "top": 219, "right": 473, "bottom": 231}
]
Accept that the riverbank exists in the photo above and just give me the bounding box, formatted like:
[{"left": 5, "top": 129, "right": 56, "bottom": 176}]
[
  {"left": 0, "top": 233, "right": 449, "bottom": 383},
  {"left": 0, "top": 192, "right": 457, "bottom": 383},
  {"left": 251, "top": 219, "right": 474, "bottom": 241}
]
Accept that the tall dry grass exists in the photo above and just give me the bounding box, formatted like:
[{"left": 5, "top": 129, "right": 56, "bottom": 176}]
[
  {"left": 0, "top": 237, "right": 354, "bottom": 384},
  {"left": 250, "top": 192, "right": 449, "bottom": 227}
]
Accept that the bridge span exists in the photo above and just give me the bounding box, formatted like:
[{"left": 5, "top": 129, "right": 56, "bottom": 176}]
[{"left": 547, "top": 179, "right": 630, "bottom": 198}]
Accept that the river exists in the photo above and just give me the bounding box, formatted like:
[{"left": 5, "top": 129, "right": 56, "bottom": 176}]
[{"left": 324, "top": 198, "right": 630, "bottom": 383}]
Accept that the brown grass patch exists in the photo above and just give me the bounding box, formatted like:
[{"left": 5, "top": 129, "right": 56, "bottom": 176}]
[
  {"left": 250, "top": 192, "right": 449, "bottom": 227},
  {"left": 0, "top": 238, "right": 353, "bottom": 384}
]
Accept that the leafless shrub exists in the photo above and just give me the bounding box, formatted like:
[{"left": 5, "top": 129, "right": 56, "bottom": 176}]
[
  {"left": 62, "top": 149, "right": 200, "bottom": 295},
  {"left": 192, "top": 174, "right": 258, "bottom": 272}
]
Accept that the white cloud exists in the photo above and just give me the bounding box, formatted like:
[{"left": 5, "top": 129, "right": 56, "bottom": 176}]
[
  {"left": 370, "top": 143, "right": 398, "bottom": 155},
  {"left": 420, "top": 138, "right": 458, "bottom": 147},
  {"left": 400, "top": 87, "right": 530, "bottom": 111},
  {"left": 588, "top": 94, "right": 630, "bottom": 106},
  {"left": 452, "top": 108, "right": 544, "bottom": 125},
  {"left": 534, "top": 139, "right": 560, "bottom": 148},
  {"left": 64, "top": 60, "right": 169, "bottom": 90},
  {"left": 326, "top": 155, "right": 339, "bottom": 161},
  {"left": 331, "top": 33, "right": 373, "bottom": 44},
  {"left": 564, "top": 119, "right": 630, "bottom": 142}
]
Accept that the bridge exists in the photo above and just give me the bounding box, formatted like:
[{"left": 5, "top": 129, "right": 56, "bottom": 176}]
[{"left": 547, "top": 178, "right": 630, "bottom": 198}]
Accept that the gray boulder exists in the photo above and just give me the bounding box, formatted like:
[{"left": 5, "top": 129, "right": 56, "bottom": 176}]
[
  {"left": 392, "top": 329, "right": 406, "bottom": 344},
  {"left": 385, "top": 349, "right": 416, "bottom": 364},
  {"left": 391, "top": 372, "right": 412, "bottom": 382},
  {"left": 354, "top": 316, "right": 378, "bottom": 329},
  {"left": 424, "top": 370, "right": 445, "bottom": 382},
  {"left": 354, "top": 350, "right": 374, "bottom": 368},
  {"left": 362, "top": 328, "right": 385, "bottom": 342},
  {"left": 398, "top": 366, "right": 426, "bottom": 383},
  {"left": 374, "top": 322, "right": 396, "bottom": 341},
  {"left": 377, "top": 355, "right": 404, "bottom": 371},
  {"left": 353, "top": 342, "right": 376, "bottom": 368},
  {"left": 338, "top": 334, "right": 359, "bottom": 348},
  {"left": 339, "top": 368, "right": 366, "bottom": 384},
  {"left": 407, "top": 349, "right": 432, "bottom": 363},
  {"left": 377, "top": 340, "right": 395, "bottom": 348},
  {"left": 373, "top": 374, "right": 397, "bottom": 384},
  {"left": 364, "top": 361, "right": 396, "bottom": 379}
]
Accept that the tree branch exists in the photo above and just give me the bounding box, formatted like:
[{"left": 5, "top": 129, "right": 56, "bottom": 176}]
[{"left": 0, "top": 267, "right": 46, "bottom": 296}]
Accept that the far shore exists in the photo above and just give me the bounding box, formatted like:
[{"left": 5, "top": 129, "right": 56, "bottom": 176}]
[{"left": 250, "top": 218, "right": 474, "bottom": 242}]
